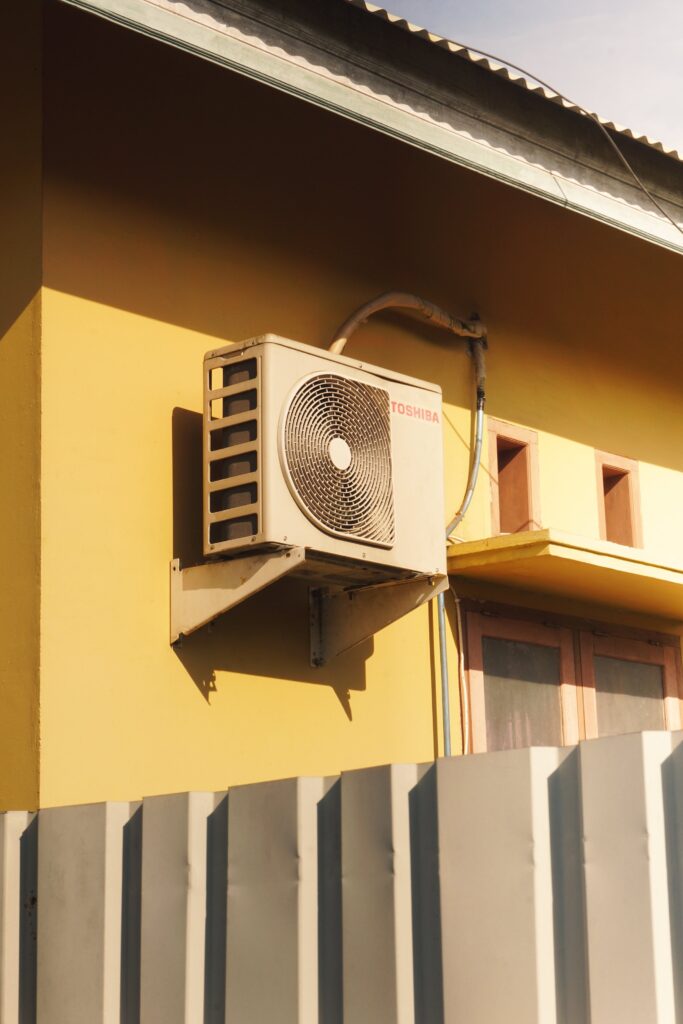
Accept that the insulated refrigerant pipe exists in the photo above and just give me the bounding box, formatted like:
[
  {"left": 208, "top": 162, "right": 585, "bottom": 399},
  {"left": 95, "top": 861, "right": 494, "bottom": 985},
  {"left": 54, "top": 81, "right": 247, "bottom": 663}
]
[
  {"left": 329, "top": 291, "right": 485, "bottom": 356},
  {"left": 329, "top": 292, "right": 487, "bottom": 757}
]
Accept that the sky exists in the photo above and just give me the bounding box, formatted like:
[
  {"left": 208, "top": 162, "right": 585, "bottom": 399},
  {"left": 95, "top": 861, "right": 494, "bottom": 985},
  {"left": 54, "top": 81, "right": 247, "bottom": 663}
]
[{"left": 382, "top": 0, "right": 683, "bottom": 154}]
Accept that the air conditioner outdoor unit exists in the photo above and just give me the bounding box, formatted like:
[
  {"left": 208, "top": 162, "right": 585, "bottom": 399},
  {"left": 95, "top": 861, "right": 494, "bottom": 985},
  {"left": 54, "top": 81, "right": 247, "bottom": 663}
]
[
  {"left": 170, "top": 334, "right": 449, "bottom": 663},
  {"left": 204, "top": 334, "right": 446, "bottom": 578}
]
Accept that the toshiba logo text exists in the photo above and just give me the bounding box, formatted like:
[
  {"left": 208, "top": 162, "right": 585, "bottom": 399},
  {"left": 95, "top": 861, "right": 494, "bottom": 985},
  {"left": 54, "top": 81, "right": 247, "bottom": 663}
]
[{"left": 391, "top": 400, "right": 440, "bottom": 424}]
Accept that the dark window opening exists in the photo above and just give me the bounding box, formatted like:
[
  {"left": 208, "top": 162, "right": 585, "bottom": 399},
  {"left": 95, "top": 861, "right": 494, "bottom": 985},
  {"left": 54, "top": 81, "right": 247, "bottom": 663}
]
[
  {"left": 593, "top": 655, "right": 665, "bottom": 736},
  {"left": 497, "top": 437, "right": 531, "bottom": 533},
  {"left": 482, "top": 635, "right": 563, "bottom": 751},
  {"left": 602, "top": 466, "right": 633, "bottom": 545}
]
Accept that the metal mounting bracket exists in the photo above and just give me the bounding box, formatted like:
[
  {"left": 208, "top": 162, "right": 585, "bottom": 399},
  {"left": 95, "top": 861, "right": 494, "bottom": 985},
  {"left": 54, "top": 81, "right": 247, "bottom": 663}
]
[
  {"left": 171, "top": 550, "right": 448, "bottom": 664},
  {"left": 310, "top": 573, "right": 449, "bottom": 667},
  {"left": 170, "top": 547, "right": 306, "bottom": 644}
]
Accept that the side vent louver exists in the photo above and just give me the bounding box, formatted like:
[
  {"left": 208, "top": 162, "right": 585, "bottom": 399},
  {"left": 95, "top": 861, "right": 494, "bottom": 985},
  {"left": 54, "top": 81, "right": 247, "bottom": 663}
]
[{"left": 204, "top": 355, "right": 261, "bottom": 554}]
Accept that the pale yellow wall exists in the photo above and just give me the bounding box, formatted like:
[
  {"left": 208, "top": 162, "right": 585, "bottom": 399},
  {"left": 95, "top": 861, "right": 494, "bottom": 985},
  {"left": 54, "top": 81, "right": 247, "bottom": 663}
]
[
  {"left": 4, "top": 3, "right": 683, "bottom": 807},
  {"left": 476, "top": 333, "right": 683, "bottom": 548},
  {"left": 0, "top": 1, "right": 42, "bottom": 809},
  {"left": 39, "top": 292, "right": 449, "bottom": 804}
]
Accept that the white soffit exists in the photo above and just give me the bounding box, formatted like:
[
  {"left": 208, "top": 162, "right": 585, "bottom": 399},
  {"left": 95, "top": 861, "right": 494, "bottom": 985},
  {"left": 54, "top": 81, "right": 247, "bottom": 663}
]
[{"left": 60, "top": 0, "right": 683, "bottom": 256}]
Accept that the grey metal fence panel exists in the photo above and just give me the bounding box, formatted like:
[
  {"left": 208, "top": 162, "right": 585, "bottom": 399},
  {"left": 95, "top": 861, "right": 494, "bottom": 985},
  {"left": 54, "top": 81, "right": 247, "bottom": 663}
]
[
  {"left": 139, "top": 791, "right": 218, "bottom": 1024},
  {"left": 4, "top": 734, "right": 683, "bottom": 1022},
  {"left": 225, "top": 776, "right": 325, "bottom": 1024},
  {"left": 580, "top": 732, "right": 678, "bottom": 1023},
  {"left": 36, "top": 801, "right": 131, "bottom": 1024},
  {"left": 340, "top": 764, "right": 419, "bottom": 1024}
]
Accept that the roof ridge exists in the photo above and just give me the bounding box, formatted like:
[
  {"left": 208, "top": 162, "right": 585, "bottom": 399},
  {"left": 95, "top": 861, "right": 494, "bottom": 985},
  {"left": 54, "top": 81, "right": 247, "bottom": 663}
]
[{"left": 345, "top": 0, "right": 682, "bottom": 163}]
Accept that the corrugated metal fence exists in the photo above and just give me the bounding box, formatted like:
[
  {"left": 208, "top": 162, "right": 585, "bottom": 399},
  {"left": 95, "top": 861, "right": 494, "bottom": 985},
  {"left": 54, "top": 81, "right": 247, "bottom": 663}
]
[{"left": 3, "top": 731, "right": 683, "bottom": 1022}]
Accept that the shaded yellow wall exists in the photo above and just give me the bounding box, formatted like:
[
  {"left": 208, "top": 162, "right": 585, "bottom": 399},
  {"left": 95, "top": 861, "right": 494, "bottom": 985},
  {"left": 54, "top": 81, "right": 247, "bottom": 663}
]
[
  {"left": 5, "top": 3, "right": 683, "bottom": 807},
  {"left": 0, "top": 1, "right": 42, "bottom": 809}
]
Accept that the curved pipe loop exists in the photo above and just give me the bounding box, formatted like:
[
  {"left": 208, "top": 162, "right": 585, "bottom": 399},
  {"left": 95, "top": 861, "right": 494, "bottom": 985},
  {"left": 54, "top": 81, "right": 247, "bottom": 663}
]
[{"left": 329, "top": 291, "right": 486, "bottom": 356}]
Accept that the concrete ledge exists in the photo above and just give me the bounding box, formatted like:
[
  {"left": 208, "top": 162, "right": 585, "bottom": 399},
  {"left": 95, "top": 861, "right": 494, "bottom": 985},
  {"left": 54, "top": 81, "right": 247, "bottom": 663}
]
[{"left": 448, "top": 528, "right": 683, "bottom": 620}]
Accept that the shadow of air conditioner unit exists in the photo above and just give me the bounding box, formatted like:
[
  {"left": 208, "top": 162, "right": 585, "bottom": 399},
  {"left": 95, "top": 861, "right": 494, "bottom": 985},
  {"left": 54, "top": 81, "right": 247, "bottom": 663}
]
[{"left": 170, "top": 335, "right": 448, "bottom": 665}]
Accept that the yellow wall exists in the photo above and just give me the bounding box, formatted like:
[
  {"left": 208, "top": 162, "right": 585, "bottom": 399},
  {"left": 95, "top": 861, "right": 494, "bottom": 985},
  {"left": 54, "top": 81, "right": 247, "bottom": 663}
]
[
  {"left": 4, "top": 4, "right": 683, "bottom": 807},
  {"left": 0, "top": 1, "right": 42, "bottom": 809}
]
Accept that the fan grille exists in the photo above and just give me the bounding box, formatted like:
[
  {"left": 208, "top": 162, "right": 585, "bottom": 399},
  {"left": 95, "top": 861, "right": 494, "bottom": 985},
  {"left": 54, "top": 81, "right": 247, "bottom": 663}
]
[{"left": 282, "top": 374, "right": 395, "bottom": 547}]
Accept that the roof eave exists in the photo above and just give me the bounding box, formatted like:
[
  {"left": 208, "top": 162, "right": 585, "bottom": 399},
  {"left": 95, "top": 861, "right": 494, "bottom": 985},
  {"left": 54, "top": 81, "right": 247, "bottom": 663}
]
[{"left": 59, "top": 0, "right": 683, "bottom": 256}]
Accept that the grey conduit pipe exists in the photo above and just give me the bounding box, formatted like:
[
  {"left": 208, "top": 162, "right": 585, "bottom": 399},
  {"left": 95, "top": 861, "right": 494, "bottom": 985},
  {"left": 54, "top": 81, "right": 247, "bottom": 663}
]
[
  {"left": 440, "top": 376, "right": 486, "bottom": 755},
  {"left": 329, "top": 292, "right": 487, "bottom": 758}
]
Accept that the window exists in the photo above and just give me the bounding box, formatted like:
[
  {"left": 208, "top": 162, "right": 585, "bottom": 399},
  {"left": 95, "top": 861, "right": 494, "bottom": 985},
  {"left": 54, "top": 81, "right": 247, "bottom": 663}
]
[
  {"left": 465, "top": 607, "right": 682, "bottom": 753},
  {"left": 579, "top": 633, "right": 681, "bottom": 738},
  {"left": 488, "top": 419, "right": 541, "bottom": 535},
  {"left": 595, "top": 450, "right": 642, "bottom": 547},
  {"left": 467, "top": 613, "right": 579, "bottom": 752}
]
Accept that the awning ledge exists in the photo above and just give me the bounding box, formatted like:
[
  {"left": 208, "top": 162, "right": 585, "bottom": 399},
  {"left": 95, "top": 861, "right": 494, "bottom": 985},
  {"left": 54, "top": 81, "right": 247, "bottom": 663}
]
[{"left": 448, "top": 529, "right": 683, "bottom": 622}]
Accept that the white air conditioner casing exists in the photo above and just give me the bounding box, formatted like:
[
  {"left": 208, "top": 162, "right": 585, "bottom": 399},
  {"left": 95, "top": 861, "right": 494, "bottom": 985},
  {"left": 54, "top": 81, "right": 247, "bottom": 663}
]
[{"left": 203, "top": 334, "right": 446, "bottom": 585}]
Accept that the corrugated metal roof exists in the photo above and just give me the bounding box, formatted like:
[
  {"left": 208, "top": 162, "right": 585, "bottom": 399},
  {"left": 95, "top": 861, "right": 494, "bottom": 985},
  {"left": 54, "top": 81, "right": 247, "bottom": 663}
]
[{"left": 346, "top": 0, "right": 682, "bottom": 163}]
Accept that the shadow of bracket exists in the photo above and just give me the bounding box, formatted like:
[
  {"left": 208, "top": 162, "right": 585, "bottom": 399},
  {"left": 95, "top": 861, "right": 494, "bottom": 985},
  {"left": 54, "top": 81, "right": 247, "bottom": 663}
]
[{"left": 310, "top": 573, "right": 448, "bottom": 667}]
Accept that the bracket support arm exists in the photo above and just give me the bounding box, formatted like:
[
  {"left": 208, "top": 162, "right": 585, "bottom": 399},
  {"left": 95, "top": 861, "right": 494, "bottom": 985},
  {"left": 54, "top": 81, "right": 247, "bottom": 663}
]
[{"left": 170, "top": 547, "right": 306, "bottom": 644}]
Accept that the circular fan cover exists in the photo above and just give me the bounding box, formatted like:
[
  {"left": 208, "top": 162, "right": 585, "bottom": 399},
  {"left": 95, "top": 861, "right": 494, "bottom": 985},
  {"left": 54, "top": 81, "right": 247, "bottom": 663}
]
[{"left": 282, "top": 374, "right": 395, "bottom": 547}]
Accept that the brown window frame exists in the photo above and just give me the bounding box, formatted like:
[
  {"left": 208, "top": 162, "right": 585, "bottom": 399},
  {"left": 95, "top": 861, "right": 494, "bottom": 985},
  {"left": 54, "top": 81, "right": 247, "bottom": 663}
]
[
  {"left": 579, "top": 632, "right": 682, "bottom": 738},
  {"left": 465, "top": 605, "right": 682, "bottom": 753},
  {"left": 466, "top": 611, "right": 579, "bottom": 753},
  {"left": 488, "top": 418, "right": 542, "bottom": 536},
  {"left": 595, "top": 449, "right": 643, "bottom": 548}
]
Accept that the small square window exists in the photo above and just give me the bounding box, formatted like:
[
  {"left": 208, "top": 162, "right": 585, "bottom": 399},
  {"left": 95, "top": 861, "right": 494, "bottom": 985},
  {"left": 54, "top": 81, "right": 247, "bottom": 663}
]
[
  {"left": 488, "top": 419, "right": 541, "bottom": 535},
  {"left": 595, "top": 451, "right": 642, "bottom": 547}
]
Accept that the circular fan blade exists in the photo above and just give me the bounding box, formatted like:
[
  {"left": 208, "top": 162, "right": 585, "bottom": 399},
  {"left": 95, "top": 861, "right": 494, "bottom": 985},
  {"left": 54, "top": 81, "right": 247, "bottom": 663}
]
[{"left": 282, "top": 374, "right": 395, "bottom": 547}]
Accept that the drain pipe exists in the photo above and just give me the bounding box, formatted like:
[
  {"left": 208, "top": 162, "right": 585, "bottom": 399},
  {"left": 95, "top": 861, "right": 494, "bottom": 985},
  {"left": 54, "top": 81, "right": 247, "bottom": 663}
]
[{"left": 329, "top": 292, "right": 487, "bottom": 758}]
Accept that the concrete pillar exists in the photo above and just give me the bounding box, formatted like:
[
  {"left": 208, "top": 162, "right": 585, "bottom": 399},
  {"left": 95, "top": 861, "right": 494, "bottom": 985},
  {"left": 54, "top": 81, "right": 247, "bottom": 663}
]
[
  {"left": 139, "top": 791, "right": 218, "bottom": 1024},
  {"left": 0, "top": 811, "right": 31, "bottom": 1024},
  {"left": 580, "top": 731, "right": 676, "bottom": 1023},
  {"left": 226, "top": 776, "right": 325, "bottom": 1024},
  {"left": 436, "top": 747, "right": 567, "bottom": 1023},
  {"left": 341, "top": 764, "right": 420, "bottom": 1024},
  {"left": 36, "top": 801, "right": 131, "bottom": 1024}
]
